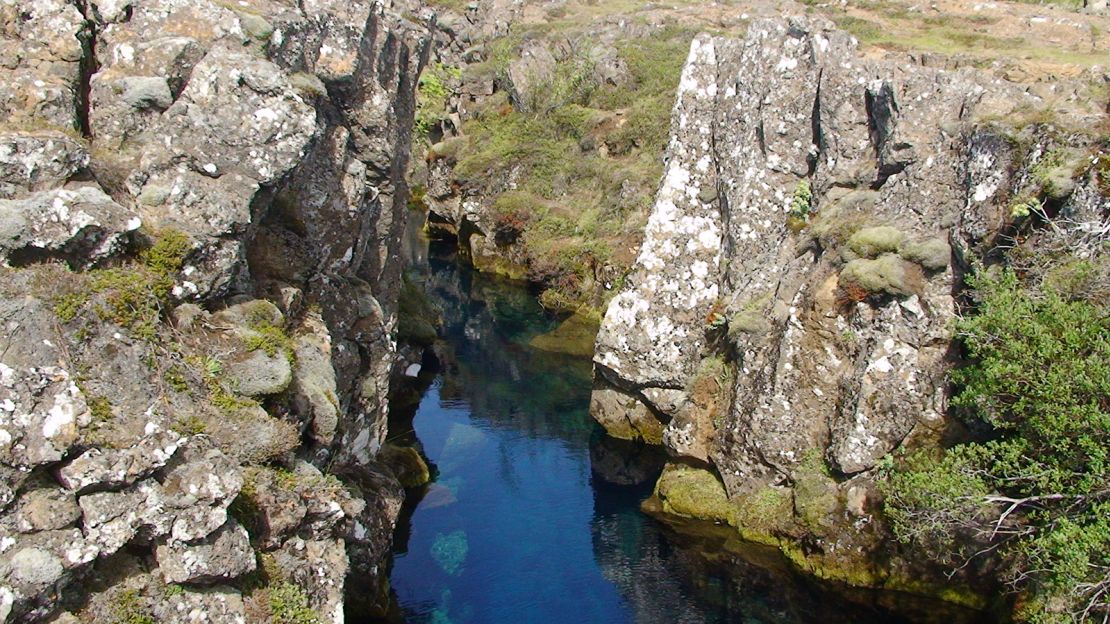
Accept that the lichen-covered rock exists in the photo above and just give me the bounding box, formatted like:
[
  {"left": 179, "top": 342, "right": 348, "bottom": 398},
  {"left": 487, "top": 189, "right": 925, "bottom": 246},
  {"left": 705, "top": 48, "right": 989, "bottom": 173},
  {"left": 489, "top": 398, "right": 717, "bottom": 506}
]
[
  {"left": 0, "top": 185, "right": 141, "bottom": 266},
  {"left": 0, "top": 0, "right": 88, "bottom": 132},
  {"left": 0, "top": 133, "right": 89, "bottom": 199},
  {"left": 0, "top": 0, "right": 430, "bottom": 617},
  {"left": 290, "top": 312, "right": 341, "bottom": 447},
  {"left": 224, "top": 350, "right": 292, "bottom": 398},
  {"left": 58, "top": 428, "right": 184, "bottom": 493},
  {"left": 590, "top": 14, "right": 1069, "bottom": 600},
  {"left": 155, "top": 520, "right": 255, "bottom": 584},
  {"left": 13, "top": 487, "right": 80, "bottom": 533},
  {"left": 151, "top": 585, "right": 248, "bottom": 624},
  {"left": 271, "top": 538, "right": 348, "bottom": 624}
]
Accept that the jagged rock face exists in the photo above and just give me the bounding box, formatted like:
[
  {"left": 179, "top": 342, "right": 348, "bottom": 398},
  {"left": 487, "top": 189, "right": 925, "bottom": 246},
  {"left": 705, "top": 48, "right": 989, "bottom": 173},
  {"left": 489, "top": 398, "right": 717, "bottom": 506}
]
[
  {"left": 0, "top": 0, "right": 433, "bottom": 620},
  {"left": 591, "top": 14, "right": 1107, "bottom": 582}
]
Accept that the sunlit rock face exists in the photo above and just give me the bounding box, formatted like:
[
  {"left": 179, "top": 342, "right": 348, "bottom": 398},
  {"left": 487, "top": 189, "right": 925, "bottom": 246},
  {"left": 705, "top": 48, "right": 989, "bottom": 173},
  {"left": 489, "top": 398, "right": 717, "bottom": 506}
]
[
  {"left": 590, "top": 13, "right": 1107, "bottom": 593},
  {"left": 0, "top": 0, "right": 433, "bottom": 619}
]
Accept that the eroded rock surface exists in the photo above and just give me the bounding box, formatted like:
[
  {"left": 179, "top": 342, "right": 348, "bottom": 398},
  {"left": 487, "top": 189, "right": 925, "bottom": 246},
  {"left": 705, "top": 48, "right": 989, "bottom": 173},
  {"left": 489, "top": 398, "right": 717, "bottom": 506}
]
[
  {"left": 0, "top": 0, "right": 433, "bottom": 619},
  {"left": 591, "top": 13, "right": 1109, "bottom": 599}
]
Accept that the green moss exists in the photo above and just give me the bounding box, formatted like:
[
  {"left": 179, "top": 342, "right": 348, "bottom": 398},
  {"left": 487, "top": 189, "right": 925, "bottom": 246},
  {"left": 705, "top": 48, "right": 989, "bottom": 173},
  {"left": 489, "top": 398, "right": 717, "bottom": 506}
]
[
  {"left": 172, "top": 414, "right": 208, "bottom": 436},
  {"left": 840, "top": 254, "right": 915, "bottom": 296},
  {"left": 898, "top": 238, "right": 950, "bottom": 271},
  {"left": 53, "top": 292, "right": 88, "bottom": 322},
  {"left": 163, "top": 365, "right": 189, "bottom": 392},
  {"left": 112, "top": 589, "right": 154, "bottom": 624},
  {"left": 654, "top": 463, "right": 737, "bottom": 525},
  {"left": 269, "top": 582, "right": 320, "bottom": 624},
  {"left": 789, "top": 179, "right": 813, "bottom": 218},
  {"left": 87, "top": 395, "right": 113, "bottom": 423},
  {"left": 731, "top": 486, "right": 794, "bottom": 546},
  {"left": 847, "top": 226, "right": 906, "bottom": 258},
  {"left": 792, "top": 452, "right": 839, "bottom": 532},
  {"left": 244, "top": 323, "right": 296, "bottom": 366}
]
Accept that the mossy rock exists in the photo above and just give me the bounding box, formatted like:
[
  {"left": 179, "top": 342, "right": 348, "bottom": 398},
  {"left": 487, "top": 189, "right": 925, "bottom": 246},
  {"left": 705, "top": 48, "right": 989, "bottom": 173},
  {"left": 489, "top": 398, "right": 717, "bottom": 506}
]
[
  {"left": 898, "top": 237, "right": 949, "bottom": 271},
  {"left": 840, "top": 254, "right": 915, "bottom": 296},
  {"left": 727, "top": 310, "right": 772, "bottom": 337},
  {"left": 791, "top": 454, "right": 840, "bottom": 532},
  {"left": 528, "top": 312, "right": 599, "bottom": 357},
  {"left": 379, "top": 444, "right": 431, "bottom": 488},
  {"left": 731, "top": 485, "right": 794, "bottom": 546},
  {"left": 654, "top": 463, "right": 736, "bottom": 525},
  {"left": 847, "top": 226, "right": 905, "bottom": 258}
]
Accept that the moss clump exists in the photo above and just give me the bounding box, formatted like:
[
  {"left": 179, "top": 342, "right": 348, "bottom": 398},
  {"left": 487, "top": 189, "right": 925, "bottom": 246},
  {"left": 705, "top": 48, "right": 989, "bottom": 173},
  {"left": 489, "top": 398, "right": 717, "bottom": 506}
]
[
  {"left": 840, "top": 254, "right": 917, "bottom": 296},
  {"left": 111, "top": 589, "right": 154, "bottom": 624},
  {"left": 791, "top": 452, "right": 839, "bottom": 532},
  {"left": 244, "top": 323, "right": 295, "bottom": 365},
  {"left": 53, "top": 229, "right": 192, "bottom": 340},
  {"left": 847, "top": 226, "right": 906, "bottom": 258},
  {"left": 269, "top": 582, "right": 320, "bottom": 624},
  {"left": 379, "top": 444, "right": 431, "bottom": 488},
  {"left": 731, "top": 485, "right": 794, "bottom": 546},
  {"left": 53, "top": 292, "right": 88, "bottom": 322},
  {"left": 172, "top": 414, "right": 208, "bottom": 436},
  {"left": 87, "top": 395, "right": 113, "bottom": 423},
  {"left": 898, "top": 237, "right": 950, "bottom": 271},
  {"left": 654, "top": 463, "right": 737, "bottom": 525}
]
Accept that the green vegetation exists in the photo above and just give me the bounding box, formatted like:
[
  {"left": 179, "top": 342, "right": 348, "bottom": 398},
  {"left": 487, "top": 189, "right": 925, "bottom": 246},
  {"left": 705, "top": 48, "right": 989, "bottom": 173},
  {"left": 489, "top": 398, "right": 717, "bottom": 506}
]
[
  {"left": 111, "top": 589, "right": 154, "bottom": 624},
  {"left": 244, "top": 322, "right": 296, "bottom": 366},
  {"left": 269, "top": 582, "right": 320, "bottom": 624},
  {"left": 839, "top": 254, "right": 920, "bottom": 297},
  {"left": 415, "top": 62, "right": 462, "bottom": 138},
  {"left": 847, "top": 226, "right": 905, "bottom": 258},
  {"left": 51, "top": 229, "right": 191, "bottom": 341},
  {"left": 789, "top": 179, "right": 814, "bottom": 218},
  {"left": 436, "top": 26, "right": 696, "bottom": 313},
  {"left": 884, "top": 268, "right": 1110, "bottom": 622},
  {"left": 87, "top": 395, "right": 113, "bottom": 422}
]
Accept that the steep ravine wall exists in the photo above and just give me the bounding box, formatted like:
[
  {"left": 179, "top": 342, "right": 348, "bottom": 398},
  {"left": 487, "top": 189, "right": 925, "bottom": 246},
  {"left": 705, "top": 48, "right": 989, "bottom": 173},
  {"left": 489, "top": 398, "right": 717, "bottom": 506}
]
[
  {"left": 0, "top": 0, "right": 436, "bottom": 620},
  {"left": 591, "top": 15, "right": 1109, "bottom": 608}
]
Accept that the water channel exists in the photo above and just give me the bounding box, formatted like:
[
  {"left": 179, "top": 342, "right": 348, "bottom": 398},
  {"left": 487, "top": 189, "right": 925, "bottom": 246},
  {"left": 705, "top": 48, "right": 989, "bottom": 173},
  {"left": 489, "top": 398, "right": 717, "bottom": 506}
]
[{"left": 375, "top": 238, "right": 989, "bottom": 624}]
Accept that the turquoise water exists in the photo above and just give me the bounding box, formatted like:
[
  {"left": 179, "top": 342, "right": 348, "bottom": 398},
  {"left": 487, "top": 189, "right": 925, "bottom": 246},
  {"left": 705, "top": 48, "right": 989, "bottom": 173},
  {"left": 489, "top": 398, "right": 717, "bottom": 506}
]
[{"left": 379, "top": 249, "right": 989, "bottom": 624}]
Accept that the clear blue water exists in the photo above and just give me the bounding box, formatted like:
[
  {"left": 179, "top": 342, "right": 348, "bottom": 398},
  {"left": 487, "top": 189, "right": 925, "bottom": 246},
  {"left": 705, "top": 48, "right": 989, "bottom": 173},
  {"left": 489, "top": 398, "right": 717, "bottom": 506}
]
[{"left": 378, "top": 249, "right": 990, "bottom": 624}]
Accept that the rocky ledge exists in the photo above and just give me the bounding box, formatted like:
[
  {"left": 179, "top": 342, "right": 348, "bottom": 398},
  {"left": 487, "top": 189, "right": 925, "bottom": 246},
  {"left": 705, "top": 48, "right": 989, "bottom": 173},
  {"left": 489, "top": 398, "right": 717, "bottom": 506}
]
[
  {"left": 0, "top": 0, "right": 436, "bottom": 621},
  {"left": 591, "top": 14, "right": 1108, "bottom": 605}
]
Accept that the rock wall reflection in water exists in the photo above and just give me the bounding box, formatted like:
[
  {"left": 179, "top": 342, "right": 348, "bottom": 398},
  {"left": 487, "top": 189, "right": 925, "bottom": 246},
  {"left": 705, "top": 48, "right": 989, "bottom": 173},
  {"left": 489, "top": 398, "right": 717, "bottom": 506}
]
[{"left": 380, "top": 244, "right": 989, "bottom": 624}]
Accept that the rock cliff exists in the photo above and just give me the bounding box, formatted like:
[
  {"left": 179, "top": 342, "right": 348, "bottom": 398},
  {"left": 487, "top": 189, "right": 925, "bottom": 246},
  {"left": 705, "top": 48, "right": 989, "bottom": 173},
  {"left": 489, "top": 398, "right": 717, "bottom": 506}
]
[
  {"left": 0, "top": 0, "right": 434, "bottom": 620},
  {"left": 591, "top": 14, "right": 1108, "bottom": 602}
]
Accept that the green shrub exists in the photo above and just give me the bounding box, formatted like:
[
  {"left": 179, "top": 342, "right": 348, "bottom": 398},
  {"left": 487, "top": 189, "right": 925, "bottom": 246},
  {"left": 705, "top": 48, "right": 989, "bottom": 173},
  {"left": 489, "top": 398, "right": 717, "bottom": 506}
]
[
  {"left": 415, "top": 62, "right": 462, "bottom": 138},
  {"left": 789, "top": 179, "right": 813, "bottom": 218},
  {"left": 884, "top": 269, "right": 1110, "bottom": 620}
]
